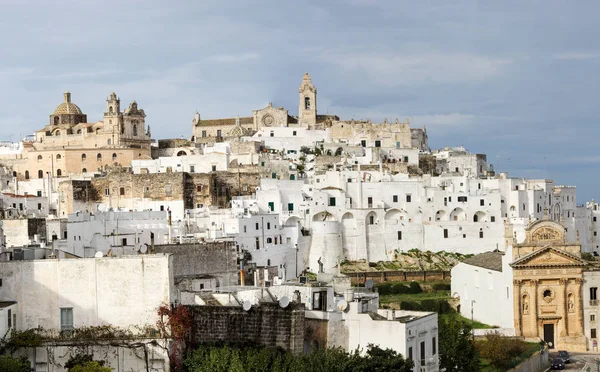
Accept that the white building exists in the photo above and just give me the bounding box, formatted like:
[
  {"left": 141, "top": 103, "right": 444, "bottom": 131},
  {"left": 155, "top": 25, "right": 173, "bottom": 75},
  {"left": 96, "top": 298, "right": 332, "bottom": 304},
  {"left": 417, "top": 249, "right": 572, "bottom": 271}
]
[
  {"left": 66, "top": 210, "right": 172, "bottom": 257},
  {"left": 0, "top": 254, "right": 174, "bottom": 332},
  {"left": 451, "top": 251, "right": 515, "bottom": 332}
]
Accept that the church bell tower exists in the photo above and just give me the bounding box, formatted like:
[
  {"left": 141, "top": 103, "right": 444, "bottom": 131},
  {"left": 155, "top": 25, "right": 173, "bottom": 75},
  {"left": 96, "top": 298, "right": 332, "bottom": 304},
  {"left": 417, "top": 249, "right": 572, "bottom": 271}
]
[{"left": 299, "top": 72, "right": 317, "bottom": 127}]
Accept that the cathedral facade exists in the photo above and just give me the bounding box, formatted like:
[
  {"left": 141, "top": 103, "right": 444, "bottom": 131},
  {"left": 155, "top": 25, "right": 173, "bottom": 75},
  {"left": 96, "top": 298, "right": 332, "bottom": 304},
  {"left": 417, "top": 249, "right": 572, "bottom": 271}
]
[{"left": 191, "top": 73, "right": 339, "bottom": 143}]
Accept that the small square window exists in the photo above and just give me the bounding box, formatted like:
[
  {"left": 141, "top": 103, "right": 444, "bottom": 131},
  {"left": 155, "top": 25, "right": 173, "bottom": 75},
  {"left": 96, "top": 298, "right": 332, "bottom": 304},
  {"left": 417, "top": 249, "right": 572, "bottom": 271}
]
[
  {"left": 255, "top": 223, "right": 259, "bottom": 230},
  {"left": 120, "top": 187, "right": 125, "bottom": 196},
  {"left": 293, "top": 131, "right": 297, "bottom": 136},
  {"left": 406, "top": 195, "right": 412, "bottom": 203},
  {"left": 393, "top": 195, "right": 398, "bottom": 203},
  {"left": 329, "top": 197, "right": 336, "bottom": 207},
  {"left": 397, "top": 231, "right": 402, "bottom": 240},
  {"left": 105, "top": 188, "right": 110, "bottom": 196},
  {"left": 444, "top": 229, "right": 448, "bottom": 238}
]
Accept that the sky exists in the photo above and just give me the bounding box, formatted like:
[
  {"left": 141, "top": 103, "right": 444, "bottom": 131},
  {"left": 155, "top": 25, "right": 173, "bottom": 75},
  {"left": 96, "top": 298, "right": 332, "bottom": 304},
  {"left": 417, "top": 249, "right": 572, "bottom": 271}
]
[{"left": 0, "top": 1, "right": 599, "bottom": 201}]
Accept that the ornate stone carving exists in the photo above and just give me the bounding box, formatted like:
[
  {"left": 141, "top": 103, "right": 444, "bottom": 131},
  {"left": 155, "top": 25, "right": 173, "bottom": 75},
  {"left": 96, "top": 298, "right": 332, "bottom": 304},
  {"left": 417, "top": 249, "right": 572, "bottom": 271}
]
[
  {"left": 542, "top": 288, "right": 555, "bottom": 303},
  {"left": 532, "top": 226, "right": 561, "bottom": 242}
]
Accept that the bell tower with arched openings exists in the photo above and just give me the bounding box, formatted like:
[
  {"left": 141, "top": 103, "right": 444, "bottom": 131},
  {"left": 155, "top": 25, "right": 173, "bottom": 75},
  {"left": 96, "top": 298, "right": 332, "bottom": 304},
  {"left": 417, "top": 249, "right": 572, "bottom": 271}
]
[
  {"left": 104, "top": 92, "right": 122, "bottom": 135},
  {"left": 299, "top": 72, "right": 317, "bottom": 126}
]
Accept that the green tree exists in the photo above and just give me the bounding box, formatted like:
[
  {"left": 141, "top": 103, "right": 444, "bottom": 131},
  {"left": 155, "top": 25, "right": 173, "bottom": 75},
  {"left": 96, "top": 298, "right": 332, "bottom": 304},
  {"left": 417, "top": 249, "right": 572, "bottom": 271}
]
[
  {"left": 0, "top": 355, "right": 30, "bottom": 372},
  {"left": 477, "top": 332, "right": 528, "bottom": 370},
  {"left": 70, "top": 361, "right": 112, "bottom": 372},
  {"left": 439, "top": 315, "right": 480, "bottom": 372}
]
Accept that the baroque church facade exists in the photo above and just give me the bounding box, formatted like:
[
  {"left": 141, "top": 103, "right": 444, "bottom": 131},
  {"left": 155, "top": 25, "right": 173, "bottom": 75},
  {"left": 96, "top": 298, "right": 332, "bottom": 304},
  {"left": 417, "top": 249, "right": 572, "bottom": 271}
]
[
  {"left": 0, "top": 92, "right": 152, "bottom": 180},
  {"left": 511, "top": 219, "right": 587, "bottom": 350}
]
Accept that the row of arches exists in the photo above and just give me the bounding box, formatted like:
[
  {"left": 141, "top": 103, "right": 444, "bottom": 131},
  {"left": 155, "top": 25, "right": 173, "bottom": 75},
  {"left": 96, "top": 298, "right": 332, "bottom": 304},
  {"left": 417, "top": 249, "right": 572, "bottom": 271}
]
[
  {"left": 37, "top": 153, "right": 118, "bottom": 162},
  {"left": 22, "top": 169, "right": 63, "bottom": 179},
  {"left": 310, "top": 208, "right": 489, "bottom": 224}
]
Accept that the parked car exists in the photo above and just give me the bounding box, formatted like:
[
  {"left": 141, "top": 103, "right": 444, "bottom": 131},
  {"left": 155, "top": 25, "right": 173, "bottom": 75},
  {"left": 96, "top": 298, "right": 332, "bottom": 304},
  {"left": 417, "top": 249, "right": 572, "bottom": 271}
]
[
  {"left": 551, "top": 358, "right": 565, "bottom": 370},
  {"left": 558, "top": 350, "right": 570, "bottom": 363}
]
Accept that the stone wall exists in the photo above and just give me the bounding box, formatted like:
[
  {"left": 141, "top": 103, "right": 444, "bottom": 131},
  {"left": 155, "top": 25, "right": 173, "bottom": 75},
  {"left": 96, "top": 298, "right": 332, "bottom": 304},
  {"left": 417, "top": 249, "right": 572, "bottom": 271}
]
[
  {"left": 190, "top": 302, "right": 305, "bottom": 353},
  {"left": 154, "top": 241, "right": 238, "bottom": 287}
]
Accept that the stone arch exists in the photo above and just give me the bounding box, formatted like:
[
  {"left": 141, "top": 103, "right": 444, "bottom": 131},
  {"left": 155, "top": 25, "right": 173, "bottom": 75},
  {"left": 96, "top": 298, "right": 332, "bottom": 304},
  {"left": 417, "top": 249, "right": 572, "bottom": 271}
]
[
  {"left": 313, "top": 211, "right": 335, "bottom": 222},
  {"left": 366, "top": 211, "right": 378, "bottom": 225},
  {"left": 176, "top": 150, "right": 187, "bottom": 156},
  {"left": 24, "top": 170, "right": 29, "bottom": 180},
  {"left": 450, "top": 207, "right": 466, "bottom": 221},
  {"left": 473, "top": 211, "right": 486, "bottom": 222},
  {"left": 38, "top": 170, "right": 43, "bottom": 178},
  {"left": 384, "top": 209, "right": 405, "bottom": 225},
  {"left": 435, "top": 210, "right": 446, "bottom": 221},
  {"left": 56, "top": 169, "right": 62, "bottom": 177},
  {"left": 81, "top": 153, "right": 86, "bottom": 161},
  {"left": 284, "top": 216, "right": 301, "bottom": 227}
]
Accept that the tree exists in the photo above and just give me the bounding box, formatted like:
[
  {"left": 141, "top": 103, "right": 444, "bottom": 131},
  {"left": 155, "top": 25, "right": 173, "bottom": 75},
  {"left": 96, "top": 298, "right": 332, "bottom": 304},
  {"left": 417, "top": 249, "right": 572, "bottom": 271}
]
[
  {"left": 439, "top": 315, "right": 480, "bottom": 372},
  {"left": 157, "top": 303, "right": 194, "bottom": 371},
  {"left": 334, "top": 147, "right": 343, "bottom": 156},
  {"left": 0, "top": 355, "right": 30, "bottom": 372},
  {"left": 70, "top": 361, "right": 112, "bottom": 372},
  {"left": 477, "top": 332, "right": 528, "bottom": 370}
]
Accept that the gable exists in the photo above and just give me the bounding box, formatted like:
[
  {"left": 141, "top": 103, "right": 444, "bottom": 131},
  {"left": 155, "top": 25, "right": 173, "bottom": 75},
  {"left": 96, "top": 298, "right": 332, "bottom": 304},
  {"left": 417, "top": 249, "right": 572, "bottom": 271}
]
[
  {"left": 522, "top": 220, "right": 566, "bottom": 245},
  {"left": 511, "top": 247, "right": 585, "bottom": 268}
]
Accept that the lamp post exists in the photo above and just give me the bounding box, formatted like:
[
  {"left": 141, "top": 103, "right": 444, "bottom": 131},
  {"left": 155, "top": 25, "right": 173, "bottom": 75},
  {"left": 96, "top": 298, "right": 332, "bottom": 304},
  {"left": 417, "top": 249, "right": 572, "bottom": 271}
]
[
  {"left": 471, "top": 300, "right": 476, "bottom": 340},
  {"left": 295, "top": 243, "right": 298, "bottom": 278}
]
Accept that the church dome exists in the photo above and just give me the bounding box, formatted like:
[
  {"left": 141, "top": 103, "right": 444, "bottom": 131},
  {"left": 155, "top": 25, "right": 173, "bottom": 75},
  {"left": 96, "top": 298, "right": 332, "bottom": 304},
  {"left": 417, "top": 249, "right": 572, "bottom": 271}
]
[{"left": 53, "top": 92, "right": 83, "bottom": 115}]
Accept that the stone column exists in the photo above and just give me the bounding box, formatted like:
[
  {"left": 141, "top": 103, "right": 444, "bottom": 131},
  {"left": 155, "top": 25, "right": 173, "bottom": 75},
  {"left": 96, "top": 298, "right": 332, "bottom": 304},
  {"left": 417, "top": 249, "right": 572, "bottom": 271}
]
[
  {"left": 514, "top": 279, "right": 522, "bottom": 336},
  {"left": 575, "top": 278, "right": 584, "bottom": 334},
  {"left": 532, "top": 279, "right": 539, "bottom": 333},
  {"left": 560, "top": 278, "right": 569, "bottom": 336}
]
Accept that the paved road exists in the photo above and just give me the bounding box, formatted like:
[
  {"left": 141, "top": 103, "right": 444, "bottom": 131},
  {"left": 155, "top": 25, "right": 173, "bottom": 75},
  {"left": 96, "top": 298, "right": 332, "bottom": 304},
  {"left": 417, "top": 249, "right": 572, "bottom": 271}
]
[{"left": 548, "top": 351, "right": 600, "bottom": 371}]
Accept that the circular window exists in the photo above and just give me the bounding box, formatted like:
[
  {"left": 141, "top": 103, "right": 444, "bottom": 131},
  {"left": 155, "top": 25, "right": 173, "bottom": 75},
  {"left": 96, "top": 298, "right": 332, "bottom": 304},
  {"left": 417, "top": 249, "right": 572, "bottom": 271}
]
[{"left": 262, "top": 115, "right": 274, "bottom": 126}]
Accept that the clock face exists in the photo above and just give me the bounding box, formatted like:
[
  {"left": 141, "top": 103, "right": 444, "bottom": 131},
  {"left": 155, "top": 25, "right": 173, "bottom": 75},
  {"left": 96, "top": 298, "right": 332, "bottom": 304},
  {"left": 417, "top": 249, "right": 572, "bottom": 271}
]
[{"left": 263, "top": 115, "right": 274, "bottom": 126}]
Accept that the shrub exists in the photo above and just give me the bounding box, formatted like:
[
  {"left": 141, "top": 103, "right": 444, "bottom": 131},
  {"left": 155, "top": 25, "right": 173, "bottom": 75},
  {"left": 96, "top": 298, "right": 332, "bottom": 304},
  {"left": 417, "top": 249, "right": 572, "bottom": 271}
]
[
  {"left": 409, "top": 281, "right": 422, "bottom": 294},
  {"left": 477, "top": 332, "right": 528, "bottom": 370},
  {"left": 432, "top": 283, "right": 451, "bottom": 291}
]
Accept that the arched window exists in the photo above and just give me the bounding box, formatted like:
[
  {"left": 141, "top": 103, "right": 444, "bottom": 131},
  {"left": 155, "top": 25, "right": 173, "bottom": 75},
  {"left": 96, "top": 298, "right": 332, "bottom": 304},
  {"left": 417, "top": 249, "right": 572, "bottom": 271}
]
[
  {"left": 82, "top": 168, "right": 87, "bottom": 173},
  {"left": 96, "top": 128, "right": 100, "bottom": 134},
  {"left": 304, "top": 96, "right": 310, "bottom": 110},
  {"left": 109, "top": 106, "right": 113, "bottom": 114},
  {"left": 55, "top": 130, "right": 60, "bottom": 136},
  {"left": 53, "top": 116, "right": 59, "bottom": 125},
  {"left": 176, "top": 151, "right": 186, "bottom": 156},
  {"left": 112, "top": 153, "right": 117, "bottom": 162},
  {"left": 81, "top": 154, "right": 86, "bottom": 161},
  {"left": 38, "top": 170, "right": 43, "bottom": 178},
  {"left": 37, "top": 155, "right": 42, "bottom": 162},
  {"left": 132, "top": 124, "right": 137, "bottom": 136},
  {"left": 56, "top": 169, "right": 62, "bottom": 177},
  {"left": 107, "top": 139, "right": 111, "bottom": 145},
  {"left": 77, "top": 129, "right": 82, "bottom": 134},
  {"left": 12, "top": 171, "right": 16, "bottom": 177},
  {"left": 56, "top": 154, "right": 61, "bottom": 160},
  {"left": 97, "top": 153, "right": 102, "bottom": 161},
  {"left": 25, "top": 170, "right": 29, "bottom": 180},
  {"left": 266, "top": 237, "right": 272, "bottom": 244}
]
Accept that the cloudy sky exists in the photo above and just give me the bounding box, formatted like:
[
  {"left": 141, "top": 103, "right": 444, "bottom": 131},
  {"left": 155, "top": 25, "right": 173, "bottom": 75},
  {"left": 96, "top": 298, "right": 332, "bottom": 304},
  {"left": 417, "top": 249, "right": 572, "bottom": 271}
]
[{"left": 1, "top": 1, "right": 599, "bottom": 200}]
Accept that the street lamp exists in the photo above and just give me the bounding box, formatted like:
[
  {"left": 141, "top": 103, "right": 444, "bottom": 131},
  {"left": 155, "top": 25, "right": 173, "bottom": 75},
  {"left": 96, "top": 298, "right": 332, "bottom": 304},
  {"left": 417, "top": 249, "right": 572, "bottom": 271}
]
[
  {"left": 471, "top": 300, "right": 476, "bottom": 340},
  {"left": 295, "top": 243, "right": 298, "bottom": 278}
]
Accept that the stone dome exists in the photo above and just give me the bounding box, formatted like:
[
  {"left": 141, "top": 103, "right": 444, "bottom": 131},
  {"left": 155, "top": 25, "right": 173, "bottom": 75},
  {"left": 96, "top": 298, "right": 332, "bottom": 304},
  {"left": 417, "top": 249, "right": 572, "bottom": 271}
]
[{"left": 53, "top": 92, "right": 83, "bottom": 115}]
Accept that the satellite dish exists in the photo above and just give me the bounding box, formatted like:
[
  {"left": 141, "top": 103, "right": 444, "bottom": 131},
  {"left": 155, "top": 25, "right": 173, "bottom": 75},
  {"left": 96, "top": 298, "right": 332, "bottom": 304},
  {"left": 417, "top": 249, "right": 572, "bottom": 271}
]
[
  {"left": 94, "top": 251, "right": 103, "bottom": 258},
  {"left": 337, "top": 299, "right": 348, "bottom": 312},
  {"left": 242, "top": 301, "right": 252, "bottom": 311},
  {"left": 365, "top": 279, "right": 374, "bottom": 289},
  {"left": 140, "top": 244, "right": 148, "bottom": 254},
  {"left": 279, "top": 296, "right": 290, "bottom": 308}
]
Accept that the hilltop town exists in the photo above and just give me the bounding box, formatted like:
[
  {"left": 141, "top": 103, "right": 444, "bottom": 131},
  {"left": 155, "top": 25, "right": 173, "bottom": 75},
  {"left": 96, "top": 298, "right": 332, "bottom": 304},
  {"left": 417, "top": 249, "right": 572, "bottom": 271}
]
[{"left": 0, "top": 73, "right": 596, "bottom": 371}]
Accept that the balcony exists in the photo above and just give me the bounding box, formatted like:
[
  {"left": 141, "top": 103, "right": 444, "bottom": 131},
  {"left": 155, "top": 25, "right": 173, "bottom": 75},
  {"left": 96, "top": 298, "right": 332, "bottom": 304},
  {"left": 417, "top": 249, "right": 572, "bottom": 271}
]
[{"left": 590, "top": 300, "right": 598, "bottom": 306}]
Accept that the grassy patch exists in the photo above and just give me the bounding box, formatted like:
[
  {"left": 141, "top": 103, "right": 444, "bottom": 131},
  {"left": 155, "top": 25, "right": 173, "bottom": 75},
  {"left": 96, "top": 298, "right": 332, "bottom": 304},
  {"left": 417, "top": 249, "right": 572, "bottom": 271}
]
[
  {"left": 439, "top": 313, "right": 496, "bottom": 329},
  {"left": 478, "top": 341, "right": 540, "bottom": 371},
  {"left": 380, "top": 291, "right": 450, "bottom": 303}
]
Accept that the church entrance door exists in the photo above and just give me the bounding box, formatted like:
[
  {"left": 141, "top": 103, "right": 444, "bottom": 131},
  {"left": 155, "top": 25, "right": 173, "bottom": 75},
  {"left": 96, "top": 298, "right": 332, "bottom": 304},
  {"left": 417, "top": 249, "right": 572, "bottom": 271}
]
[{"left": 543, "top": 323, "right": 555, "bottom": 349}]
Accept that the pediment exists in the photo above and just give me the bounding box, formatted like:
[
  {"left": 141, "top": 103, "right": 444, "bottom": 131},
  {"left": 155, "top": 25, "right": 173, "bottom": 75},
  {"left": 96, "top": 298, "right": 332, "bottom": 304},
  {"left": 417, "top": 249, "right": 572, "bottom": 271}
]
[{"left": 511, "top": 247, "right": 585, "bottom": 268}]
